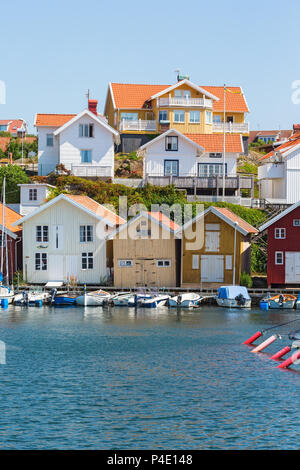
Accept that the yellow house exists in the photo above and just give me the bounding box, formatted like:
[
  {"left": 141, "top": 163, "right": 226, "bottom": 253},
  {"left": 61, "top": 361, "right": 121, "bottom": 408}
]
[
  {"left": 108, "top": 211, "right": 180, "bottom": 288},
  {"left": 104, "top": 78, "right": 250, "bottom": 153},
  {"left": 179, "top": 206, "right": 257, "bottom": 288}
]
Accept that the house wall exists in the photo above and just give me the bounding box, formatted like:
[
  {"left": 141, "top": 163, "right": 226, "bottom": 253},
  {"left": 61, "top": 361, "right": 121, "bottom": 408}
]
[
  {"left": 20, "top": 185, "right": 51, "bottom": 215},
  {"left": 22, "top": 199, "right": 108, "bottom": 284},
  {"left": 267, "top": 206, "right": 300, "bottom": 286},
  {"left": 0, "top": 231, "right": 22, "bottom": 281},
  {"left": 37, "top": 127, "right": 59, "bottom": 175},
  {"left": 285, "top": 149, "right": 300, "bottom": 203},
  {"left": 181, "top": 211, "right": 244, "bottom": 287},
  {"left": 144, "top": 134, "right": 237, "bottom": 177},
  {"left": 112, "top": 215, "right": 178, "bottom": 287}
]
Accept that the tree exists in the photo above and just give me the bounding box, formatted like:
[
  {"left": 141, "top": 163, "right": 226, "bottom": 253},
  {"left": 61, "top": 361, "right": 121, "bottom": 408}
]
[{"left": 0, "top": 165, "right": 29, "bottom": 203}]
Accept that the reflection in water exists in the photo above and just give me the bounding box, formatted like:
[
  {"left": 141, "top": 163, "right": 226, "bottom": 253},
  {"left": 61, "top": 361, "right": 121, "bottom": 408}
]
[{"left": 0, "top": 304, "right": 299, "bottom": 449}]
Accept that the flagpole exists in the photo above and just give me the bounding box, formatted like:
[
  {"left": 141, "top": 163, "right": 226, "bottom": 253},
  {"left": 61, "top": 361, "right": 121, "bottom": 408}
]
[{"left": 222, "top": 84, "right": 226, "bottom": 202}]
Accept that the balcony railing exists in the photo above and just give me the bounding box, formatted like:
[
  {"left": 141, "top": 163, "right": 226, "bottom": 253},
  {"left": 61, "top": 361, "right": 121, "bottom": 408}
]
[
  {"left": 258, "top": 163, "right": 284, "bottom": 180},
  {"left": 213, "top": 122, "right": 249, "bottom": 133},
  {"left": 158, "top": 97, "right": 213, "bottom": 108},
  {"left": 119, "top": 119, "right": 157, "bottom": 131},
  {"left": 71, "top": 165, "right": 112, "bottom": 177},
  {"left": 145, "top": 174, "right": 253, "bottom": 190}
]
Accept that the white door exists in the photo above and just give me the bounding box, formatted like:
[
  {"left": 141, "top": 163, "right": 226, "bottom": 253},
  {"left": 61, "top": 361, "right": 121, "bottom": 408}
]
[
  {"left": 52, "top": 225, "right": 63, "bottom": 250},
  {"left": 201, "top": 255, "right": 224, "bottom": 282},
  {"left": 205, "top": 231, "right": 220, "bottom": 252},
  {"left": 49, "top": 254, "right": 64, "bottom": 281},
  {"left": 285, "top": 252, "right": 300, "bottom": 283},
  {"left": 65, "top": 255, "right": 78, "bottom": 282}
]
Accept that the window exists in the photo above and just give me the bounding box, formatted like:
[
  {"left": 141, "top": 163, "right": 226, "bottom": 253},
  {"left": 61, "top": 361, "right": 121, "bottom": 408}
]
[
  {"left": 35, "top": 253, "right": 47, "bottom": 271},
  {"left": 156, "top": 259, "right": 171, "bottom": 267},
  {"left": 46, "top": 134, "right": 54, "bottom": 146},
  {"left": 79, "top": 124, "right": 94, "bottom": 137},
  {"left": 82, "top": 252, "right": 93, "bottom": 270},
  {"left": 164, "top": 160, "right": 179, "bottom": 176},
  {"left": 36, "top": 225, "right": 48, "bottom": 243},
  {"left": 118, "top": 259, "right": 133, "bottom": 267},
  {"left": 225, "top": 255, "right": 232, "bottom": 270},
  {"left": 274, "top": 228, "right": 286, "bottom": 239},
  {"left": 206, "top": 111, "right": 212, "bottom": 124},
  {"left": 173, "top": 110, "right": 185, "bottom": 123},
  {"left": 136, "top": 224, "right": 151, "bottom": 237},
  {"left": 80, "top": 225, "right": 93, "bottom": 242},
  {"left": 213, "top": 115, "right": 221, "bottom": 123},
  {"left": 189, "top": 111, "right": 200, "bottom": 123},
  {"left": 81, "top": 150, "right": 92, "bottom": 163},
  {"left": 209, "top": 153, "right": 222, "bottom": 158},
  {"left": 275, "top": 251, "right": 283, "bottom": 265},
  {"left": 120, "top": 112, "right": 138, "bottom": 121},
  {"left": 227, "top": 116, "right": 234, "bottom": 123},
  {"left": 174, "top": 89, "right": 191, "bottom": 99},
  {"left": 293, "top": 220, "right": 300, "bottom": 226},
  {"left": 192, "top": 254, "right": 199, "bottom": 269},
  {"left": 198, "top": 163, "right": 227, "bottom": 177},
  {"left": 0, "top": 125, "right": 7, "bottom": 132},
  {"left": 29, "top": 188, "right": 37, "bottom": 200},
  {"left": 165, "top": 136, "right": 178, "bottom": 151},
  {"left": 159, "top": 110, "right": 169, "bottom": 122}
]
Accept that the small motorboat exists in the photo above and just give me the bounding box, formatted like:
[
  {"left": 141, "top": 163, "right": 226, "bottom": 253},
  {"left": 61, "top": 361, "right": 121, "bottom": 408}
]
[
  {"left": 75, "top": 289, "right": 111, "bottom": 306},
  {"left": 51, "top": 290, "right": 77, "bottom": 306},
  {"left": 168, "top": 293, "right": 202, "bottom": 308},
  {"left": 138, "top": 294, "right": 170, "bottom": 309},
  {"left": 216, "top": 286, "right": 251, "bottom": 308},
  {"left": 109, "top": 292, "right": 133, "bottom": 307},
  {"left": 0, "top": 285, "right": 14, "bottom": 305},
  {"left": 267, "top": 294, "right": 297, "bottom": 309},
  {"left": 14, "top": 290, "right": 50, "bottom": 306}
]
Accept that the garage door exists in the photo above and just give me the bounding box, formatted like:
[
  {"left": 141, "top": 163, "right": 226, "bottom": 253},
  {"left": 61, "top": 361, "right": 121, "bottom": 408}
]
[
  {"left": 201, "top": 255, "right": 224, "bottom": 282},
  {"left": 285, "top": 252, "right": 300, "bottom": 283}
]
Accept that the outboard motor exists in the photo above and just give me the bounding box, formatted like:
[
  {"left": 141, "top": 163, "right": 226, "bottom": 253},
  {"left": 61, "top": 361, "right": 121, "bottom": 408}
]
[
  {"left": 235, "top": 294, "right": 246, "bottom": 306},
  {"left": 22, "top": 290, "right": 29, "bottom": 305},
  {"left": 177, "top": 295, "right": 182, "bottom": 305},
  {"left": 279, "top": 294, "right": 284, "bottom": 306},
  {"left": 50, "top": 288, "right": 57, "bottom": 304}
]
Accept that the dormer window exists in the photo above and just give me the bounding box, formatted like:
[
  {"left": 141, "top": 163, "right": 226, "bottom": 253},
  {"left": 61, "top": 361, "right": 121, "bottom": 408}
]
[
  {"left": 165, "top": 136, "right": 178, "bottom": 151},
  {"left": 29, "top": 189, "right": 37, "bottom": 201},
  {"left": 79, "top": 124, "right": 94, "bottom": 138}
]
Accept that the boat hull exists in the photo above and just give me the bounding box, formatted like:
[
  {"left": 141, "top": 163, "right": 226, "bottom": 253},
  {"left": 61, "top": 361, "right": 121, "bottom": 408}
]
[
  {"left": 139, "top": 296, "right": 170, "bottom": 308},
  {"left": 76, "top": 294, "right": 109, "bottom": 306},
  {"left": 53, "top": 296, "right": 77, "bottom": 306},
  {"left": 269, "top": 300, "right": 295, "bottom": 309},
  {"left": 216, "top": 298, "right": 251, "bottom": 308}
]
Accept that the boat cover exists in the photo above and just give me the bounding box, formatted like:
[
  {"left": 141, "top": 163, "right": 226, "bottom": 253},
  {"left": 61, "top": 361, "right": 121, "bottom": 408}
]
[{"left": 217, "top": 286, "right": 250, "bottom": 300}]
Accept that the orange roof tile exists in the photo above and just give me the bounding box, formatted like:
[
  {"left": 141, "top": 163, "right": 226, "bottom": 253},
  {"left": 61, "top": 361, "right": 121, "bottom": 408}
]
[
  {"left": 65, "top": 195, "right": 126, "bottom": 226},
  {"left": 213, "top": 207, "right": 258, "bottom": 234},
  {"left": 0, "top": 119, "right": 25, "bottom": 134},
  {"left": 0, "top": 203, "right": 22, "bottom": 234},
  {"left": 35, "top": 114, "right": 76, "bottom": 127},
  {"left": 110, "top": 83, "right": 249, "bottom": 113},
  {"left": 259, "top": 133, "right": 300, "bottom": 161},
  {"left": 148, "top": 212, "right": 179, "bottom": 231},
  {"left": 184, "top": 133, "right": 243, "bottom": 153}
]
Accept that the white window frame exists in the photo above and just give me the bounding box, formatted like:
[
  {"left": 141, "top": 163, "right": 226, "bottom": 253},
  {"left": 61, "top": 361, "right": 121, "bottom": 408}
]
[
  {"left": 118, "top": 259, "right": 133, "bottom": 267},
  {"left": 80, "top": 225, "right": 94, "bottom": 243},
  {"left": 274, "top": 228, "right": 286, "bottom": 239},
  {"left": 156, "top": 259, "right": 171, "bottom": 267},
  {"left": 275, "top": 251, "right": 284, "bottom": 265},
  {"left": 35, "top": 252, "right": 48, "bottom": 271},
  {"left": 206, "top": 111, "right": 212, "bottom": 124},
  {"left": 192, "top": 254, "right": 199, "bottom": 270},
  {"left": 209, "top": 152, "right": 222, "bottom": 158},
  {"left": 189, "top": 110, "right": 200, "bottom": 123},
  {"left": 29, "top": 188, "right": 37, "bottom": 201},
  {"left": 173, "top": 110, "right": 185, "bottom": 123},
  {"left": 46, "top": 134, "right": 54, "bottom": 147},
  {"left": 79, "top": 123, "right": 94, "bottom": 138},
  {"left": 36, "top": 225, "right": 49, "bottom": 243},
  {"left": 293, "top": 220, "right": 300, "bottom": 226},
  {"left": 81, "top": 252, "right": 94, "bottom": 270},
  {"left": 159, "top": 110, "right": 169, "bottom": 122}
]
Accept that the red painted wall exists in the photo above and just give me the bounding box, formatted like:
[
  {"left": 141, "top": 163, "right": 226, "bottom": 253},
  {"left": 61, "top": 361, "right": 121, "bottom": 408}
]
[
  {"left": 267, "top": 206, "right": 300, "bottom": 286},
  {"left": 0, "top": 231, "right": 22, "bottom": 282}
]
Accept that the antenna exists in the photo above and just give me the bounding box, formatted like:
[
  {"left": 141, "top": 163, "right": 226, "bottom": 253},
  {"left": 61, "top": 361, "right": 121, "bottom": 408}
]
[
  {"left": 174, "top": 69, "right": 180, "bottom": 82},
  {"left": 85, "top": 89, "right": 90, "bottom": 104}
]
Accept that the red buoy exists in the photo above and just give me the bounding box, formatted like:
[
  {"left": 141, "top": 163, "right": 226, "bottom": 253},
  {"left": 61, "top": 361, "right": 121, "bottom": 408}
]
[
  {"left": 277, "top": 350, "right": 300, "bottom": 369},
  {"left": 251, "top": 335, "right": 277, "bottom": 353},
  {"left": 243, "top": 331, "right": 262, "bottom": 345},
  {"left": 270, "top": 346, "right": 291, "bottom": 361}
]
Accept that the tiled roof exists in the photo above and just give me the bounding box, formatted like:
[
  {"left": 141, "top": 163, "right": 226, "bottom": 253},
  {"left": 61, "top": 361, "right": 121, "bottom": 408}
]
[
  {"left": 249, "top": 129, "right": 292, "bottom": 144},
  {"left": 35, "top": 114, "right": 76, "bottom": 127},
  {"left": 184, "top": 133, "right": 243, "bottom": 153},
  {"left": 110, "top": 83, "right": 249, "bottom": 112},
  {"left": 213, "top": 207, "right": 258, "bottom": 234},
  {"left": 259, "top": 133, "right": 300, "bottom": 161},
  {"left": 0, "top": 119, "right": 25, "bottom": 134},
  {"left": 65, "top": 195, "right": 126, "bottom": 226},
  {"left": 148, "top": 211, "right": 179, "bottom": 231},
  {"left": 0, "top": 203, "right": 22, "bottom": 234}
]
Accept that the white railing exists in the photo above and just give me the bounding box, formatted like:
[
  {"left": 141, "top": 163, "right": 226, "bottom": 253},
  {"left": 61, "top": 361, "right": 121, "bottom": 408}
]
[
  {"left": 158, "top": 97, "right": 213, "bottom": 108},
  {"left": 71, "top": 165, "right": 112, "bottom": 177},
  {"left": 213, "top": 122, "right": 249, "bottom": 133},
  {"left": 258, "top": 163, "right": 284, "bottom": 180},
  {"left": 187, "top": 195, "right": 252, "bottom": 207},
  {"left": 119, "top": 119, "right": 157, "bottom": 131}
]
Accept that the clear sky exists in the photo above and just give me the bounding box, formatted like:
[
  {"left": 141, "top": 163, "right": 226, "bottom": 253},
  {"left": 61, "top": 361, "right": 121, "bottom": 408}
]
[{"left": 1, "top": 0, "right": 300, "bottom": 133}]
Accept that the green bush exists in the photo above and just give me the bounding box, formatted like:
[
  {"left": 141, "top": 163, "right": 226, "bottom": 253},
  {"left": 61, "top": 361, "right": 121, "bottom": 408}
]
[{"left": 240, "top": 272, "right": 253, "bottom": 288}]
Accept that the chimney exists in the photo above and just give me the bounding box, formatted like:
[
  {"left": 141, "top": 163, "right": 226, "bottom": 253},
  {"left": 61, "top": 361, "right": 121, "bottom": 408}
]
[{"left": 88, "top": 99, "right": 98, "bottom": 116}]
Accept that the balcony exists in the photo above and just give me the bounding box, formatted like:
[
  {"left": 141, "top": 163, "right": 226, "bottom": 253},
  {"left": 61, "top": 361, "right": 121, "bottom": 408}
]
[
  {"left": 212, "top": 122, "right": 249, "bottom": 133},
  {"left": 145, "top": 174, "right": 254, "bottom": 191},
  {"left": 258, "top": 163, "right": 284, "bottom": 180},
  {"left": 158, "top": 97, "right": 213, "bottom": 108},
  {"left": 119, "top": 119, "right": 157, "bottom": 132},
  {"left": 71, "top": 165, "right": 112, "bottom": 178}
]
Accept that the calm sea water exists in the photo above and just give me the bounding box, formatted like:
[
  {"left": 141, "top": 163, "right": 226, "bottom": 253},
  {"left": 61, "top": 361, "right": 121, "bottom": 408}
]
[{"left": 0, "top": 304, "right": 299, "bottom": 449}]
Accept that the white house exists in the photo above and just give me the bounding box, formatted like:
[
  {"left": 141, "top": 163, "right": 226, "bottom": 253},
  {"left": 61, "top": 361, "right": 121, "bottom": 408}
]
[
  {"left": 35, "top": 99, "right": 120, "bottom": 177},
  {"left": 12, "top": 193, "right": 125, "bottom": 284},
  {"left": 17, "top": 183, "right": 55, "bottom": 215},
  {"left": 138, "top": 129, "right": 248, "bottom": 198},
  {"left": 258, "top": 133, "right": 300, "bottom": 204}
]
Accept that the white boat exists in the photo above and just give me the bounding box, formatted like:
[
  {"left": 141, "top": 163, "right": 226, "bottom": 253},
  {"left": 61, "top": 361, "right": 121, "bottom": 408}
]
[
  {"left": 14, "top": 290, "right": 50, "bottom": 306},
  {"left": 0, "top": 286, "right": 14, "bottom": 304},
  {"left": 168, "top": 293, "right": 202, "bottom": 308},
  {"left": 138, "top": 294, "right": 170, "bottom": 309},
  {"left": 109, "top": 292, "right": 133, "bottom": 306},
  {"left": 75, "top": 289, "right": 111, "bottom": 306},
  {"left": 216, "top": 286, "right": 251, "bottom": 308}
]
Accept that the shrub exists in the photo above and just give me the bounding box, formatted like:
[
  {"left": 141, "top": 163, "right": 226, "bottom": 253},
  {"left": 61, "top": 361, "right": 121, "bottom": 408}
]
[{"left": 240, "top": 272, "right": 253, "bottom": 288}]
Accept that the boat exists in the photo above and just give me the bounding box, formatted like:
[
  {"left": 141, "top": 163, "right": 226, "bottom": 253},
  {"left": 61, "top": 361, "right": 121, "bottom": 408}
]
[
  {"left": 267, "top": 294, "right": 297, "bottom": 309},
  {"left": 0, "top": 285, "right": 14, "bottom": 304},
  {"left": 138, "top": 294, "right": 170, "bottom": 308},
  {"left": 216, "top": 286, "right": 251, "bottom": 308},
  {"left": 51, "top": 290, "right": 77, "bottom": 306},
  {"left": 14, "top": 290, "right": 50, "bottom": 306},
  {"left": 109, "top": 292, "right": 134, "bottom": 307},
  {"left": 168, "top": 293, "right": 202, "bottom": 308},
  {"left": 75, "top": 289, "right": 111, "bottom": 306}
]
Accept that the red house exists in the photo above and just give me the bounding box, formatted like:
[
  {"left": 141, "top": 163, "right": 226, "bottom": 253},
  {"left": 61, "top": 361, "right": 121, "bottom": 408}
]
[
  {"left": 0, "top": 203, "right": 22, "bottom": 282},
  {"left": 260, "top": 202, "right": 300, "bottom": 287}
]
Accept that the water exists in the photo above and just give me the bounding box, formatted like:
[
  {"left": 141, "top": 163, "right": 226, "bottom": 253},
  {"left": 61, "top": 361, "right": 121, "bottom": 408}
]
[{"left": 0, "top": 304, "right": 299, "bottom": 449}]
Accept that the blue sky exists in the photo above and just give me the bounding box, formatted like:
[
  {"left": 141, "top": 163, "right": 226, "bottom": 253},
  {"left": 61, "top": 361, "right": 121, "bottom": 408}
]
[{"left": 1, "top": 0, "right": 300, "bottom": 133}]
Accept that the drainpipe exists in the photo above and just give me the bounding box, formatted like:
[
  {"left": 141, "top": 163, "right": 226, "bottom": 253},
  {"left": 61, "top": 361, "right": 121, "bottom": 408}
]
[
  {"left": 233, "top": 221, "right": 239, "bottom": 285},
  {"left": 15, "top": 236, "right": 22, "bottom": 274}
]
